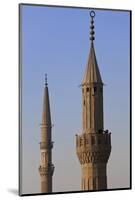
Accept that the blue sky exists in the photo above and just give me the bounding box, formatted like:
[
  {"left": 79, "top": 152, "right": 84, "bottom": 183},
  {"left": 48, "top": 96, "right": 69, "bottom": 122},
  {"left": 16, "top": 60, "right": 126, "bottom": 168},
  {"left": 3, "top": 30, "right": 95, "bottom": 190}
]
[{"left": 21, "top": 5, "right": 130, "bottom": 194}]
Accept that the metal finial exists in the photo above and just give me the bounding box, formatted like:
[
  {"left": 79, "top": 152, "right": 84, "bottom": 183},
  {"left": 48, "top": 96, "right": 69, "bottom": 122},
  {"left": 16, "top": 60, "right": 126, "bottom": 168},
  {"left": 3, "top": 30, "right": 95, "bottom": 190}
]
[
  {"left": 45, "top": 73, "right": 48, "bottom": 86},
  {"left": 90, "top": 11, "right": 95, "bottom": 18},
  {"left": 90, "top": 11, "right": 95, "bottom": 42}
]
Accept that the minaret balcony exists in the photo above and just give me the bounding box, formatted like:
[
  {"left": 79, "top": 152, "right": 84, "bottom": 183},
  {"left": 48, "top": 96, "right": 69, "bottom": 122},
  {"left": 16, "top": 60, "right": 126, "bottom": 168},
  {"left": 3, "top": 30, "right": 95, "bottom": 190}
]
[
  {"left": 39, "top": 164, "right": 54, "bottom": 176},
  {"left": 76, "top": 131, "right": 111, "bottom": 149},
  {"left": 40, "top": 142, "right": 54, "bottom": 149}
]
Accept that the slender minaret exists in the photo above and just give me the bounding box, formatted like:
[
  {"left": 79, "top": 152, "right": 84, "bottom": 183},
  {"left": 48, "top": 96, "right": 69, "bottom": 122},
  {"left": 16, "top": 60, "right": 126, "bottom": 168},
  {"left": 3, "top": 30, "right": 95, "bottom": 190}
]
[
  {"left": 76, "top": 11, "right": 111, "bottom": 191},
  {"left": 39, "top": 74, "right": 54, "bottom": 193}
]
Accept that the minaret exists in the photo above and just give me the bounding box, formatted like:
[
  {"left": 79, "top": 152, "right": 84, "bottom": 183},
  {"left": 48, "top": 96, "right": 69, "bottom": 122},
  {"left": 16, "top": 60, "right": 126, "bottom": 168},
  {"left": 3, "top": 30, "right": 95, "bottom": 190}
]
[
  {"left": 76, "top": 11, "right": 111, "bottom": 191},
  {"left": 39, "top": 74, "right": 54, "bottom": 193}
]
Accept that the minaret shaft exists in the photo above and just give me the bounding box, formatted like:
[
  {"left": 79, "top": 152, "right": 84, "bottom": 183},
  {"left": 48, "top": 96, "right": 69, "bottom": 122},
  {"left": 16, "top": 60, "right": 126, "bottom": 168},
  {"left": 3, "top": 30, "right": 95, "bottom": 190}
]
[
  {"left": 82, "top": 42, "right": 104, "bottom": 134},
  {"left": 82, "top": 82, "right": 104, "bottom": 134},
  {"left": 76, "top": 11, "right": 111, "bottom": 191},
  {"left": 39, "top": 77, "right": 54, "bottom": 193},
  {"left": 81, "top": 163, "right": 107, "bottom": 190}
]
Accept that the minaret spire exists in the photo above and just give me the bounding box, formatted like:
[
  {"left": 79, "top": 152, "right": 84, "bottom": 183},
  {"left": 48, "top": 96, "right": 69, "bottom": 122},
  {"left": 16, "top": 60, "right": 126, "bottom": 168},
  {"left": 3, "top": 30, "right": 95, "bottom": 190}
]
[
  {"left": 42, "top": 74, "right": 51, "bottom": 126},
  {"left": 76, "top": 10, "right": 111, "bottom": 191},
  {"left": 82, "top": 11, "right": 102, "bottom": 86},
  {"left": 39, "top": 75, "right": 54, "bottom": 193}
]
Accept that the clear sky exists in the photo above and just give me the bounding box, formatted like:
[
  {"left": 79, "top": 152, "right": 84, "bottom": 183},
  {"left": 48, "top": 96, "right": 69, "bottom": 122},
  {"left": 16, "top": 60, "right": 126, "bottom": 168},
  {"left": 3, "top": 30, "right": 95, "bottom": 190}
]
[{"left": 21, "top": 4, "right": 130, "bottom": 194}]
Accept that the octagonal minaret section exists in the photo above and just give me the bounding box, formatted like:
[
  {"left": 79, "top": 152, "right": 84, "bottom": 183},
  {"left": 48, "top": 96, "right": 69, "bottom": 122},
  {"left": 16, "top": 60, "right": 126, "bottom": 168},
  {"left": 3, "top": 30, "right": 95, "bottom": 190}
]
[
  {"left": 39, "top": 74, "right": 54, "bottom": 193},
  {"left": 76, "top": 11, "right": 111, "bottom": 191}
]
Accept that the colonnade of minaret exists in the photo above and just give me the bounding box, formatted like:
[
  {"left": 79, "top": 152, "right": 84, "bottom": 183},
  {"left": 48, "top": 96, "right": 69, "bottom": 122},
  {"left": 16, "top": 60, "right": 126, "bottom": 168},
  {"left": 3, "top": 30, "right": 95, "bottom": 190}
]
[
  {"left": 76, "top": 11, "right": 111, "bottom": 190},
  {"left": 39, "top": 74, "right": 54, "bottom": 193}
]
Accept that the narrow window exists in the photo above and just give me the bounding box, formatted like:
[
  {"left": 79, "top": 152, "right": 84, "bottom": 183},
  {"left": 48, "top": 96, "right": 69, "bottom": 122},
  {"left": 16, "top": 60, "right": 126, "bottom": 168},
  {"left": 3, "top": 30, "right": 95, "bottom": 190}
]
[
  {"left": 93, "top": 178, "right": 96, "bottom": 189},
  {"left": 94, "top": 87, "right": 97, "bottom": 93}
]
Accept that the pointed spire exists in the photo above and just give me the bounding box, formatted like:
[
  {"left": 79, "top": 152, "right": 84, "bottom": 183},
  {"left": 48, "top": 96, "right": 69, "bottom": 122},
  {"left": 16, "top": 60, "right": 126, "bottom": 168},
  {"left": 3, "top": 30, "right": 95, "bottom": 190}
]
[
  {"left": 42, "top": 74, "right": 51, "bottom": 126},
  {"left": 82, "top": 11, "right": 103, "bottom": 85}
]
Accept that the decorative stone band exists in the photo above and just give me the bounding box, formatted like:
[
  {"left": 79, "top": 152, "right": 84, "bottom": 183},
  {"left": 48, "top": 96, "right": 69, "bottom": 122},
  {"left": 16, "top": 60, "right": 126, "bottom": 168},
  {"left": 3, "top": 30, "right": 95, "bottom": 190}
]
[
  {"left": 77, "top": 148, "right": 111, "bottom": 164},
  {"left": 39, "top": 164, "right": 54, "bottom": 177},
  {"left": 40, "top": 142, "right": 54, "bottom": 149}
]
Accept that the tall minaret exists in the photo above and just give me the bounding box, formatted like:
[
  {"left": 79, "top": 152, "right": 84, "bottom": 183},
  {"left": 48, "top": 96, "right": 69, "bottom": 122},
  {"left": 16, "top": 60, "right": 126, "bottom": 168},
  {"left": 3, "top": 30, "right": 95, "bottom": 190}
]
[
  {"left": 76, "top": 11, "right": 111, "bottom": 191},
  {"left": 39, "top": 74, "right": 54, "bottom": 193}
]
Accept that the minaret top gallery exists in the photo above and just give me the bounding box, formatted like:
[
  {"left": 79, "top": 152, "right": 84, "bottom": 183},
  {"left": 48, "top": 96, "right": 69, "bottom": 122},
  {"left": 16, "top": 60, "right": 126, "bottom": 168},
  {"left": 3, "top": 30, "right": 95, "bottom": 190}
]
[{"left": 76, "top": 11, "right": 111, "bottom": 191}]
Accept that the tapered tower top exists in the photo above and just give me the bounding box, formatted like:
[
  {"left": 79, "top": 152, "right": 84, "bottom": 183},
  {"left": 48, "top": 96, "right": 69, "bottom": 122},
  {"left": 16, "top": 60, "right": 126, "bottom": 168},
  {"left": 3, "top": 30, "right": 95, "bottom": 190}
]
[
  {"left": 82, "top": 11, "right": 103, "bottom": 85},
  {"left": 42, "top": 74, "right": 51, "bottom": 126}
]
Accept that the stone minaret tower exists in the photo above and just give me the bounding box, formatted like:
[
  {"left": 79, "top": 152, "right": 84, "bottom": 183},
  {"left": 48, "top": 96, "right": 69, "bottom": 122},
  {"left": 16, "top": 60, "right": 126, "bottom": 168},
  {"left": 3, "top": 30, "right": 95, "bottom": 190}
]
[
  {"left": 76, "top": 11, "right": 111, "bottom": 191},
  {"left": 39, "top": 74, "right": 54, "bottom": 193}
]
